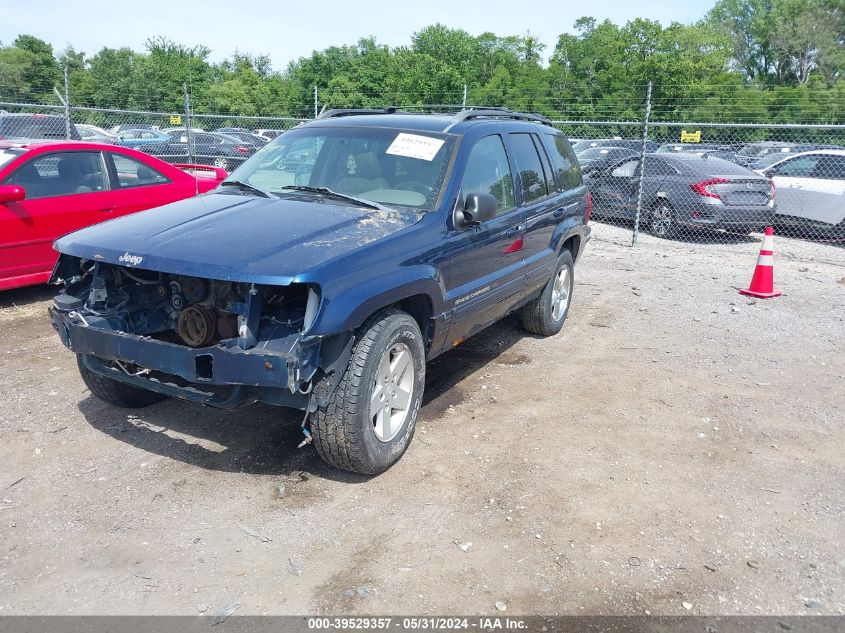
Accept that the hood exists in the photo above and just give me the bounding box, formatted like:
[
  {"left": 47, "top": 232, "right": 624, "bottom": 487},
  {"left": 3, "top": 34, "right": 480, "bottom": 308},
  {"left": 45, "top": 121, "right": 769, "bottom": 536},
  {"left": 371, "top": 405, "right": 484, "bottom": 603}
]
[{"left": 54, "top": 191, "right": 420, "bottom": 285}]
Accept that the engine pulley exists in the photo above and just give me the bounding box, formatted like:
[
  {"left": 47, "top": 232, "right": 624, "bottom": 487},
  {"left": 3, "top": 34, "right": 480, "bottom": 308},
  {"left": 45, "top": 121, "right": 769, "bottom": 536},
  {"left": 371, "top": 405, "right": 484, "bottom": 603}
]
[{"left": 177, "top": 305, "right": 217, "bottom": 347}]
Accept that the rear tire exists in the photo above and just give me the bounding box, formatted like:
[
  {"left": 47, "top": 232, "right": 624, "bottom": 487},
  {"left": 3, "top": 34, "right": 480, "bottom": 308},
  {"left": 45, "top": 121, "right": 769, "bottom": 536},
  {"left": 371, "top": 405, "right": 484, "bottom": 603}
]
[
  {"left": 212, "top": 157, "right": 230, "bottom": 171},
  {"left": 311, "top": 309, "right": 425, "bottom": 475},
  {"left": 76, "top": 354, "right": 166, "bottom": 408},
  {"left": 648, "top": 200, "right": 676, "bottom": 238},
  {"left": 520, "top": 250, "right": 574, "bottom": 336}
]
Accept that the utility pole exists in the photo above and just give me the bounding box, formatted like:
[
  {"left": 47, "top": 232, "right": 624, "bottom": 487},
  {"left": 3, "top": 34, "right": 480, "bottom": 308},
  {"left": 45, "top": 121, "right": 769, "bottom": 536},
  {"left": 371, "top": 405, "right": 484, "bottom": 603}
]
[
  {"left": 183, "top": 83, "right": 195, "bottom": 165},
  {"left": 462, "top": 84, "right": 467, "bottom": 108},
  {"left": 53, "top": 67, "right": 72, "bottom": 139},
  {"left": 631, "top": 81, "right": 653, "bottom": 247},
  {"left": 314, "top": 85, "right": 318, "bottom": 119},
  {"left": 63, "top": 67, "right": 71, "bottom": 139}
]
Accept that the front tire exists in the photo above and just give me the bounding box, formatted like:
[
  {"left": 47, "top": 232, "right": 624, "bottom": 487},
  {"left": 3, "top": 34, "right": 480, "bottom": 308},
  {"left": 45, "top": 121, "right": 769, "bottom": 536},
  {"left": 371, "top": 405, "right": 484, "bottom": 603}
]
[
  {"left": 311, "top": 309, "right": 425, "bottom": 475},
  {"left": 521, "top": 250, "right": 574, "bottom": 336},
  {"left": 76, "top": 354, "right": 167, "bottom": 408},
  {"left": 212, "top": 157, "right": 230, "bottom": 171}
]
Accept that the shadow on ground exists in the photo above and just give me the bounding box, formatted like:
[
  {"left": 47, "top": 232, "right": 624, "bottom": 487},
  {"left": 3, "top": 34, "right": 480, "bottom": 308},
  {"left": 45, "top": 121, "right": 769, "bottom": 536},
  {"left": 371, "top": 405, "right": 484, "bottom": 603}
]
[
  {"left": 0, "top": 284, "right": 55, "bottom": 310},
  {"left": 78, "top": 315, "right": 529, "bottom": 481}
]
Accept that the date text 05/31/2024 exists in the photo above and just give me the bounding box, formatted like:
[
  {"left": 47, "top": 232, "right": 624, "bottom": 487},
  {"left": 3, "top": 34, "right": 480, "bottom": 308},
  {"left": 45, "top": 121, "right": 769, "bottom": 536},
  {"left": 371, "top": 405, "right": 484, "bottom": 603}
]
[{"left": 307, "top": 617, "right": 528, "bottom": 630}]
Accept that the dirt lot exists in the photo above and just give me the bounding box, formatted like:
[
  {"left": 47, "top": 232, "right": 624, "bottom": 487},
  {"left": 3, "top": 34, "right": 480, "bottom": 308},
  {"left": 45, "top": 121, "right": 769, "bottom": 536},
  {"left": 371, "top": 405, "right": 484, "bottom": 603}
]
[{"left": 0, "top": 223, "right": 843, "bottom": 616}]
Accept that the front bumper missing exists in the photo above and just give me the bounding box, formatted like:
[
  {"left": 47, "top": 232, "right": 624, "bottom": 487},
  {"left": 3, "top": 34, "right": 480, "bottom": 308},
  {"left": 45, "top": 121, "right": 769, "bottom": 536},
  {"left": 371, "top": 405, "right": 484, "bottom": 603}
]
[{"left": 50, "top": 307, "right": 320, "bottom": 409}]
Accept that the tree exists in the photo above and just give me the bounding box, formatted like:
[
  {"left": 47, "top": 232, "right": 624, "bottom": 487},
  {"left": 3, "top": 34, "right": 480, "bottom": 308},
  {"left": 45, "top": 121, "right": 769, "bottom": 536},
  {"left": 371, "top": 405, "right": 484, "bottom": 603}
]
[{"left": 0, "top": 35, "right": 61, "bottom": 101}]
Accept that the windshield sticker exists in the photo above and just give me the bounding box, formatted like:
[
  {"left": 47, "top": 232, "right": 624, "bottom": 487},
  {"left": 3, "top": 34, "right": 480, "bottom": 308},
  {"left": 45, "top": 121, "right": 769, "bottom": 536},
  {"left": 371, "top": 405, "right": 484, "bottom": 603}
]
[{"left": 386, "top": 133, "right": 445, "bottom": 161}]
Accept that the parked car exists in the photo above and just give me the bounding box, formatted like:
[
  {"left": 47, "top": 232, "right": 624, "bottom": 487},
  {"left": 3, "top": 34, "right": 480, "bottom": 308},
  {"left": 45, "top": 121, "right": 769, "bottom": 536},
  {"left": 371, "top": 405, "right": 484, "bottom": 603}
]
[
  {"left": 141, "top": 130, "right": 256, "bottom": 171},
  {"left": 684, "top": 149, "right": 744, "bottom": 164},
  {"left": 215, "top": 127, "right": 251, "bottom": 134},
  {"left": 758, "top": 149, "right": 845, "bottom": 234},
  {"left": 115, "top": 129, "right": 171, "bottom": 147},
  {"left": 656, "top": 143, "right": 732, "bottom": 154},
  {"left": 573, "top": 138, "right": 659, "bottom": 154},
  {"left": 745, "top": 145, "right": 844, "bottom": 171},
  {"left": 0, "top": 141, "right": 225, "bottom": 291},
  {"left": 734, "top": 142, "right": 812, "bottom": 167},
  {"left": 586, "top": 153, "right": 774, "bottom": 237},
  {"left": 213, "top": 128, "right": 268, "bottom": 148},
  {"left": 577, "top": 146, "right": 638, "bottom": 173},
  {"left": 0, "top": 113, "right": 81, "bottom": 141},
  {"left": 110, "top": 123, "right": 157, "bottom": 135},
  {"left": 76, "top": 124, "right": 118, "bottom": 144},
  {"left": 47, "top": 107, "right": 591, "bottom": 474}
]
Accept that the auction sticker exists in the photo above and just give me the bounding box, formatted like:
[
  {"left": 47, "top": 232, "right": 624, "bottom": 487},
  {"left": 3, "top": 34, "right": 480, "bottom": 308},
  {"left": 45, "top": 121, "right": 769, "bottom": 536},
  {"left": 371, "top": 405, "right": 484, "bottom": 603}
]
[{"left": 386, "top": 133, "right": 445, "bottom": 161}]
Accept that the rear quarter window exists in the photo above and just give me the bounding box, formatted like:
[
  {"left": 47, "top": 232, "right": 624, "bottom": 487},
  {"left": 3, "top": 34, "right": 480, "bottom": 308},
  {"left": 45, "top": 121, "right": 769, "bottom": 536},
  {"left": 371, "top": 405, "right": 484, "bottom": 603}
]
[{"left": 543, "top": 134, "right": 582, "bottom": 191}]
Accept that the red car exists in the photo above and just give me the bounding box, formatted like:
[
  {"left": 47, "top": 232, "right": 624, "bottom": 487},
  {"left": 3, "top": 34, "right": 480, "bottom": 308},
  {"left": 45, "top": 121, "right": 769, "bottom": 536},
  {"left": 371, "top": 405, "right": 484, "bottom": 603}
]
[{"left": 0, "top": 140, "right": 225, "bottom": 291}]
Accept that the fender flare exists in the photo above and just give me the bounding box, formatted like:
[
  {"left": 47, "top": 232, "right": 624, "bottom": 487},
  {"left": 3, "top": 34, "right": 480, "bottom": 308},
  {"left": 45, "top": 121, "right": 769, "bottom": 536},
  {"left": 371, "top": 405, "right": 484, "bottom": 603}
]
[
  {"left": 551, "top": 218, "right": 587, "bottom": 257},
  {"left": 307, "top": 264, "right": 444, "bottom": 337}
]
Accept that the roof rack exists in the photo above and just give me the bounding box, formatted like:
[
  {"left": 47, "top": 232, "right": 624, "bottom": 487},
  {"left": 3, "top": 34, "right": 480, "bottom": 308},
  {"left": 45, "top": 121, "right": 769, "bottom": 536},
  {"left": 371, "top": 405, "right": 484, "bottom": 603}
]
[
  {"left": 316, "top": 105, "right": 554, "bottom": 127},
  {"left": 316, "top": 108, "right": 398, "bottom": 119}
]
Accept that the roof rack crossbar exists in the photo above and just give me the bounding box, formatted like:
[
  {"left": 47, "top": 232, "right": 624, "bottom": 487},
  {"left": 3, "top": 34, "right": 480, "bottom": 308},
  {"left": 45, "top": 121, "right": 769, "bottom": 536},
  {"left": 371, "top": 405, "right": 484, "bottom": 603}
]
[
  {"left": 316, "top": 108, "right": 398, "bottom": 119},
  {"left": 443, "top": 107, "right": 554, "bottom": 132}
]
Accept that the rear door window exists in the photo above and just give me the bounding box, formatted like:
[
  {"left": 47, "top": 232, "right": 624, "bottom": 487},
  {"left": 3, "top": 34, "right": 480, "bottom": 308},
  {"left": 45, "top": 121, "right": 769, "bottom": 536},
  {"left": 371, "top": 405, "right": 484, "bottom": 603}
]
[
  {"left": 509, "top": 133, "right": 549, "bottom": 203},
  {"left": 109, "top": 153, "right": 170, "bottom": 188},
  {"left": 771, "top": 155, "right": 820, "bottom": 178},
  {"left": 532, "top": 134, "right": 557, "bottom": 193}
]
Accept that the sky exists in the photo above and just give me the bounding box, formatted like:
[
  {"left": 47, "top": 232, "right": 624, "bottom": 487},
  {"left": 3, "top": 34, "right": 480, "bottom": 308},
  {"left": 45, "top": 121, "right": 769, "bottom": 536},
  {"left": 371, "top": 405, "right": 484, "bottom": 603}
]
[{"left": 2, "top": 0, "right": 716, "bottom": 69}]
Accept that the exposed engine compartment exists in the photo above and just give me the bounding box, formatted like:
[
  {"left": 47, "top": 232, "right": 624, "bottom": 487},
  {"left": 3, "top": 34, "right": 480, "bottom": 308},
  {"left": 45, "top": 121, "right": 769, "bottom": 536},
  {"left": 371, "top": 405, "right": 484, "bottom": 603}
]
[{"left": 54, "top": 258, "right": 315, "bottom": 349}]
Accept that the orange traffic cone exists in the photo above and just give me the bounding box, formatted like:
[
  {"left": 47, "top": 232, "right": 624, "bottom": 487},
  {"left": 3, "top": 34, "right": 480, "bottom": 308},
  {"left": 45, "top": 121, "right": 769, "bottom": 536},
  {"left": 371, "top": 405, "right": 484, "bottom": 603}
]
[{"left": 739, "top": 227, "right": 782, "bottom": 299}]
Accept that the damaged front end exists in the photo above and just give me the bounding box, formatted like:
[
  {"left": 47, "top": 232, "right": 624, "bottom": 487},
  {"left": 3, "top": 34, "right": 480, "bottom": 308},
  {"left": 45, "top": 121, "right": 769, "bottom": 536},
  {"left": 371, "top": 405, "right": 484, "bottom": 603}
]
[{"left": 48, "top": 255, "right": 351, "bottom": 410}]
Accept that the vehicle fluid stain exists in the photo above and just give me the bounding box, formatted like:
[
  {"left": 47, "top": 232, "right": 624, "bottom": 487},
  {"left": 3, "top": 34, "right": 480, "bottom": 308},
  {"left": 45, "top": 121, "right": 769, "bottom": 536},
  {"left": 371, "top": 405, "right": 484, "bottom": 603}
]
[
  {"left": 422, "top": 382, "right": 467, "bottom": 419},
  {"left": 496, "top": 351, "right": 531, "bottom": 366}
]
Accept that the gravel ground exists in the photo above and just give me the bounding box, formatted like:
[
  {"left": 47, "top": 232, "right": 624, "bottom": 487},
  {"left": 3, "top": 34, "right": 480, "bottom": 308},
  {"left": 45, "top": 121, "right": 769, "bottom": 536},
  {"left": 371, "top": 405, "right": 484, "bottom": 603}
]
[{"left": 0, "top": 222, "right": 843, "bottom": 616}]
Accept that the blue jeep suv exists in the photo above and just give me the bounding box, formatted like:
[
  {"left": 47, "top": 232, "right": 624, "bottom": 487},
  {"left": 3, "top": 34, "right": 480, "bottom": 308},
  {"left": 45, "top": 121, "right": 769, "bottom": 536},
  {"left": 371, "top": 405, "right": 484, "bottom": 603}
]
[{"left": 48, "top": 107, "right": 591, "bottom": 474}]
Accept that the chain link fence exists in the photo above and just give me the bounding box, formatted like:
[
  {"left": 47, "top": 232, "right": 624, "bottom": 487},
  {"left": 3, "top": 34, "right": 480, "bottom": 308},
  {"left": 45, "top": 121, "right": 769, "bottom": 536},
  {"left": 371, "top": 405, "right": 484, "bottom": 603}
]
[
  {"left": 0, "top": 99, "right": 308, "bottom": 172},
  {"left": 555, "top": 117, "right": 845, "bottom": 249},
  {"left": 2, "top": 91, "right": 844, "bottom": 255}
]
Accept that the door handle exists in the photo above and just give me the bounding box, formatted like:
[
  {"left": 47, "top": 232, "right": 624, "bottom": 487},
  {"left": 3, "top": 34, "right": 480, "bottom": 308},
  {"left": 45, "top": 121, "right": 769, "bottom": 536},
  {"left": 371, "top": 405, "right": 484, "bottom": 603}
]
[
  {"left": 553, "top": 208, "right": 564, "bottom": 218},
  {"left": 98, "top": 207, "right": 116, "bottom": 213},
  {"left": 505, "top": 225, "right": 524, "bottom": 237}
]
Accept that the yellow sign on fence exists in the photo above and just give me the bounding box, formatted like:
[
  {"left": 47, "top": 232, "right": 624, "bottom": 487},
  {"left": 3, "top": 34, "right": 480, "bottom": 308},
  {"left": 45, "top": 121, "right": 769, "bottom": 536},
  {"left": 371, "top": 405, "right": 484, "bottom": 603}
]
[
  {"left": 169, "top": 115, "right": 183, "bottom": 125},
  {"left": 680, "top": 130, "right": 702, "bottom": 143}
]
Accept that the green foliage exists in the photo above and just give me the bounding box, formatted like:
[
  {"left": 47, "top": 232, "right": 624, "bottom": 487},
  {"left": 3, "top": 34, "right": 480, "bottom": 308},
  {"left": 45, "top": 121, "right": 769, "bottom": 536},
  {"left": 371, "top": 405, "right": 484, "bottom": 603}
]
[
  {"left": 707, "top": 0, "right": 844, "bottom": 85},
  {"left": 0, "top": 4, "right": 842, "bottom": 124}
]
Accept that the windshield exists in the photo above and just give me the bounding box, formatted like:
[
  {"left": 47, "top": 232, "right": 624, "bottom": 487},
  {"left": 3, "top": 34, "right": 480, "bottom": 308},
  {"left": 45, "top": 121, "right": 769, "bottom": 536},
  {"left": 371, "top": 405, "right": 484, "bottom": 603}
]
[
  {"left": 225, "top": 126, "right": 454, "bottom": 211},
  {"left": 0, "top": 148, "right": 25, "bottom": 168}
]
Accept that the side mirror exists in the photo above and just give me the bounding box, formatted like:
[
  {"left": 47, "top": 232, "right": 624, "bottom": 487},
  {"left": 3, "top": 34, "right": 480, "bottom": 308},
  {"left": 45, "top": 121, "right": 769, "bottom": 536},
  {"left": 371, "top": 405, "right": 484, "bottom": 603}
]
[
  {"left": 455, "top": 192, "right": 497, "bottom": 229},
  {"left": 0, "top": 184, "right": 25, "bottom": 203}
]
